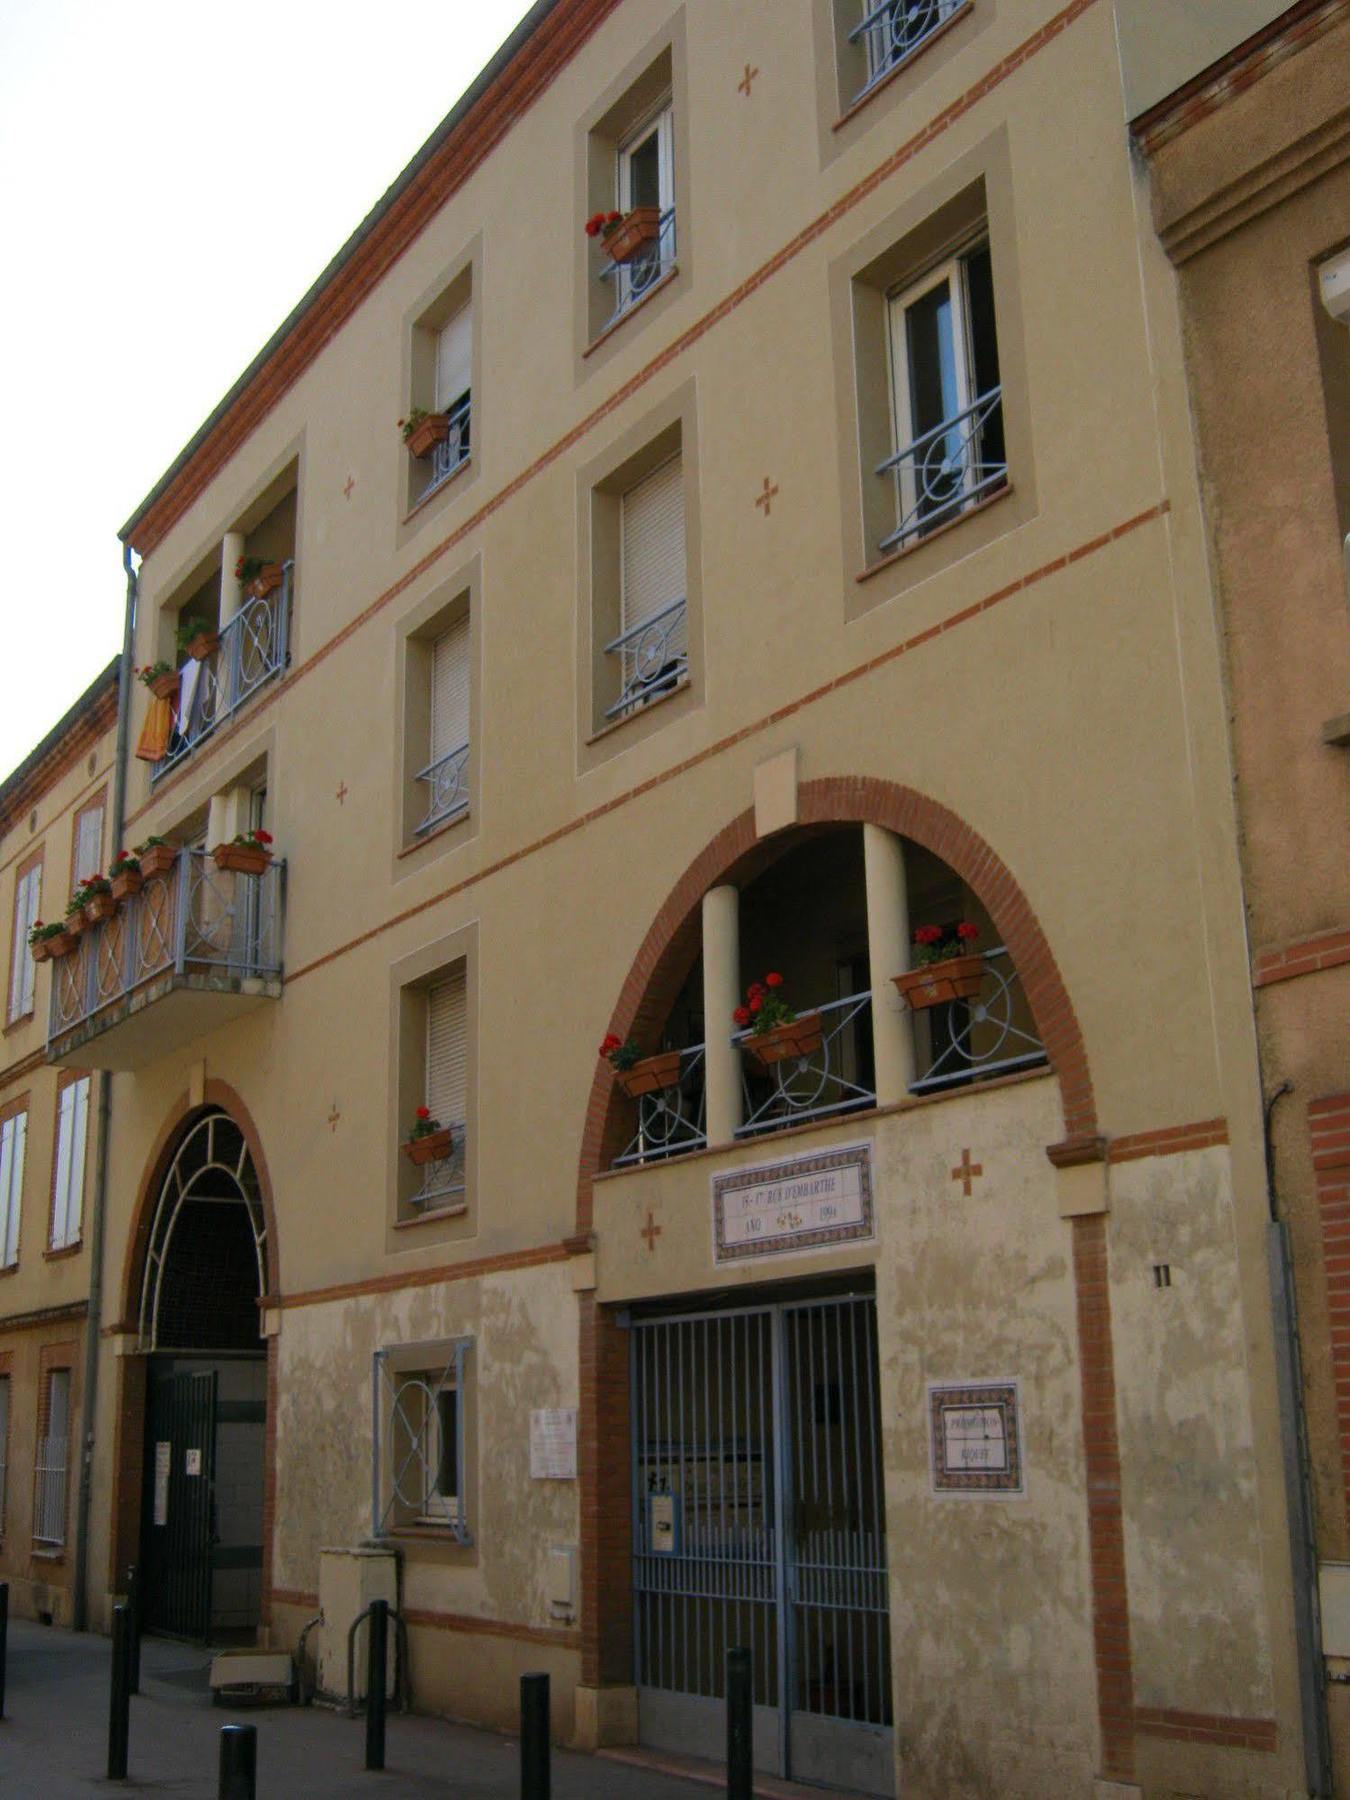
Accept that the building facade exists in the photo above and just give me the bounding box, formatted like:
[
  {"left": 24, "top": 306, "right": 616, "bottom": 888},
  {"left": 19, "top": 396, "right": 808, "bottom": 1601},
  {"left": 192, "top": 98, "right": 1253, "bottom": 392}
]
[
  {"left": 1, "top": 1, "right": 1332, "bottom": 1794},
  {"left": 1134, "top": 3, "right": 1350, "bottom": 1792},
  {"left": 0, "top": 660, "right": 119, "bottom": 1627}
]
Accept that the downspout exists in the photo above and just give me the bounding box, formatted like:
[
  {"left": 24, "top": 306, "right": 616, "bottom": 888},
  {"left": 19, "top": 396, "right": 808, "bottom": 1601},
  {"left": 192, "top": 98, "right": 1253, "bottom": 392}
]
[{"left": 72, "top": 545, "right": 137, "bottom": 1632}]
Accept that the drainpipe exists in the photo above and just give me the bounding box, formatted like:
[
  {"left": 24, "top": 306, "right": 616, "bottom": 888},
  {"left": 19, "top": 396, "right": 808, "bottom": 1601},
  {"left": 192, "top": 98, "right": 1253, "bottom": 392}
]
[
  {"left": 72, "top": 546, "right": 137, "bottom": 1633},
  {"left": 1263, "top": 1076, "right": 1334, "bottom": 1796}
]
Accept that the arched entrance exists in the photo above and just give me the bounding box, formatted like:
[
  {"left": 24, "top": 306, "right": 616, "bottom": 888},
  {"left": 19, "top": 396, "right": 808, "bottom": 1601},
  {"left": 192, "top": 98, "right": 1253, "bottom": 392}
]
[{"left": 136, "top": 1107, "right": 269, "bottom": 1642}]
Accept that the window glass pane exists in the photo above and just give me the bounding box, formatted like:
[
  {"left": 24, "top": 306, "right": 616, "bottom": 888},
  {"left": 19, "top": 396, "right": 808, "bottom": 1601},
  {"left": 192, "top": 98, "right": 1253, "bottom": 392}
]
[
  {"left": 963, "top": 243, "right": 1005, "bottom": 468},
  {"left": 435, "top": 1388, "right": 459, "bottom": 1499},
  {"left": 905, "top": 279, "right": 958, "bottom": 438},
  {"left": 0, "top": 1113, "right": 24, "bottom": 1267},
  {"left": 75, "top": 806, "right": 103, "bottom": 882},
  {"left": 628, "top": 129, "right": 662, "bottom": 210}
]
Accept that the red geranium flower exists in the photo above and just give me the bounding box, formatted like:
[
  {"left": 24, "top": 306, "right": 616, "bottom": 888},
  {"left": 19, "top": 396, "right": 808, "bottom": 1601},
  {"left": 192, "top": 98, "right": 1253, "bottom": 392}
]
[
  {"left": 765, "top": 972, "right": 783, "bottom": 988},
  {"left": 598, "top": 1033, "right": 621, "bottom": 1056},
  {"left": 749, "top": 994, "right": 763, "bottom": 1013},
  {"left": 415, "top": 1106, "right": 431, "bottom": 1120},
  {"left": 955, "top": 922, "right": 979, "bottom": 941},
  {"left": 606, "top": 210, "right": 622, "bottom": 224},
  {"left": 253, "top": 829, "right": 273, "bottom": 845},
  {"left": 732, "top": 1006, "right": 751, "bottom": 1027},
  {"left": 914, "top": 925, "right": 943, "bottom": 946}
]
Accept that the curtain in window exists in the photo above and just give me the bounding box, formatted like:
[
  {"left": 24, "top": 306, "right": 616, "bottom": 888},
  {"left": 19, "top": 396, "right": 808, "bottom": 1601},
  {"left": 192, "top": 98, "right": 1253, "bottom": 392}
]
[
  {"left": 50, "top": 1077, "right": 89, "bottom": 1251},
  {"left": 0, "top": 1111, "right": 26, "bottom": 1267},
  {"left": 8, "top": 865, "right": 41, "bottom": 1022}
]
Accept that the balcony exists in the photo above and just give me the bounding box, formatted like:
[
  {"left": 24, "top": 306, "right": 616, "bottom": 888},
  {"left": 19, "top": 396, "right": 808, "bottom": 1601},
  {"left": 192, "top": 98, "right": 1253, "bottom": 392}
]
[
  {"left": 152, "top": 563, "right": 292, "bottom": 783},
  {"left": 604, "top": 596, "right": 688, "bottom": 721},
  {"left": 427, "top": 394, "right": 471, "bottom": 496},
  {"left": 876, "top": 387, "right": 1005, "bottom": 555},
  {"left": 598, "top": 207, "right": 676, "bottom": 333},
  {"left": 47, "top": 849, "right": 284, "bottom": 1070},
  {"left": 849, "top": 0, "right": 970, "bottom": 101},
  {"left": 415, "top": 740, "right": 471, "bottom": 836}
]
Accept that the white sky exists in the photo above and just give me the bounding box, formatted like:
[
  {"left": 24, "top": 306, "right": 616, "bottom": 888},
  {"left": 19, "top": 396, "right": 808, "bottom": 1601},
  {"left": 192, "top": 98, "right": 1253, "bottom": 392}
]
[{"left": 0, "top": 0, "right": 536, "bottom": 782}]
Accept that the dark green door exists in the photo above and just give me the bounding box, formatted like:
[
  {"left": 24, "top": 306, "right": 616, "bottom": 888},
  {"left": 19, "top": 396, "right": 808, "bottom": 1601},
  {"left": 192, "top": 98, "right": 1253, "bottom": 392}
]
[{"left": 142, "top": 1368, "right": 217, "bottom": 1639}]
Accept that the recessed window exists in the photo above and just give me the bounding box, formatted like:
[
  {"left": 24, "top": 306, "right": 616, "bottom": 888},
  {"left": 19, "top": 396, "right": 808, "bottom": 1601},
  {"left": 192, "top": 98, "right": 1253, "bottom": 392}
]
[
  {"left": 405, "top": 272, "right": 475, "bottom": 513},
  {"left": 33, "top": 1366, "right": 71, "bottom": 1548},
  {"left": 880, "top": 239, "right": 1005, "bottom": 555},
  {"left": 610, "top": 452, "right": 688, "bottom": 722},
  {"left": 421, "top": 619, "right": 471, "bottom": 835},
  {"left": 50, "top": 1075, "right": 90, "bottom": 1252},
  {"left": 0, "top": 1104, "right": 27, "bottom": 1268},
  {"left": 71, "top": 798, "right": 104, "bottom": 891},
  {"left": 373, "top": 1337, "right": 471, "bottom": 1541},
  {"left": 7, "top": 853, "right": 42, "bottom": 1025},
  {"left": 605, "top": 101, "right": 675, "bottom": 326}
]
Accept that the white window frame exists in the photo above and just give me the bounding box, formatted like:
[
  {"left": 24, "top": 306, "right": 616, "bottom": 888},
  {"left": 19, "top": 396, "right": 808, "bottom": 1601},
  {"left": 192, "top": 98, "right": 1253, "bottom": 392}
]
[
  {"left": 373, "top": 1337, "right": 471, "bottom": 1542},
  {"left": 50, "top": 1076, "right": 90, "bottom": 1251},
  {"left": 33, "top": 1366, "right": 70, "bottom": 1548},
  {"left": 615, "top": 100, "right": 674, "bottom": 313},
  {"left": 8, "top": 862, "right": 41, "bottom": 1024},
  {"left": 72, "top": 800, "right": 104, "bottom": 890},
  {"left": 0, "top": 1110, "right": 27, "bottom": 1269}
]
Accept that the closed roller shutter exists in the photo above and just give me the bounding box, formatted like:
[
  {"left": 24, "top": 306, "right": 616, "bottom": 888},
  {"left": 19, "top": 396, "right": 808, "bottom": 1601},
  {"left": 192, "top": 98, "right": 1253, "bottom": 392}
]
[
  {"left": 620, "top": 454, "right": 685, "bottom": 649},
  {"left": 430, "top": 618, "right": 471, "bottom": 761},
  {"left": 426, "top": 969, "right": 468, "bottom": 1128}
]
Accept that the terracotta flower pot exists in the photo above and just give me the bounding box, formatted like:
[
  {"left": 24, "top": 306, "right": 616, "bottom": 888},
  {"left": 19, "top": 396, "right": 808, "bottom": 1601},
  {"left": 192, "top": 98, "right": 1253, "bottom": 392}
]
[
  {"left": 246, "top": 564, "right": 285, "bottom": 601},
  {"left": 44, "top": 930, "right": 75, "bottom": 960},
  {"left": 893, "top": 954, "right": 985, "bottom": 1012},
  {"left": 403, "top": 1126, "right": 454, "bottom": 1166},
  {"left": 603, "top": 205, "right": 662, "bottom": 264},
  {"left": 404, "top": 414, "right": 450, "bottom": 460},
  {"left": 149, "top": 670, "right": 180, "bottom": 701},
  {"left": 29, "top": 938, "right": 51, "bottom": 964},
  {"left": 184, "top": 631, "right": 219, "bottom": 662},
  {"left": 212, "top": 843, "right": 272, "bottom": 877},
  {"left": 745, "top": 1013, "right": 824, "bottom": 1068},
  {"left": 84, "top": 892, "right": 116, "bottom": 926},
  {"left": 616, "top": 1050, "right": 682, "bottom": 1099},
  {"left": 138, "top": 844, "right": 178, "bottom": 880},
  {"left": 110, "top": 869, "right": 143, "bottom": 901},
  {"left": 65, "top": 910, "right": 88, "bottom": 939}
]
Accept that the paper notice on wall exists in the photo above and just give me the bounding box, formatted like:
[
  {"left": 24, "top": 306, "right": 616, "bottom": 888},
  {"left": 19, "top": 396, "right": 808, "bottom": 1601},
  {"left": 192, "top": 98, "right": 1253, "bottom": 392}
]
[
  {"left": 185, "top": 1448, "right": 202, "bottom": 1477},
  {"left": 154, "top": 1442, "right": 171, "bottom": 1525},
  {"left": 529, "top": 1408, "right": 577, "bottom": 1480}
]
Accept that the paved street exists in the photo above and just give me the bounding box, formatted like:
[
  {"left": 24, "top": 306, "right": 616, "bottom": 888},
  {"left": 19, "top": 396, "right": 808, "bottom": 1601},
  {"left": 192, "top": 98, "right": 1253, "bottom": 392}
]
[{"left": 0, "top": 1617, "right": 773, "bottom": 1798}]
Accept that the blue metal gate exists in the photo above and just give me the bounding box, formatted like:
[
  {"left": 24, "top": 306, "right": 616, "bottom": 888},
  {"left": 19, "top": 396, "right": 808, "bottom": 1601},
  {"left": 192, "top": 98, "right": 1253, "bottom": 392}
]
[{"left": 632, "top": 1295, "right": 892, "bottom": 1794}]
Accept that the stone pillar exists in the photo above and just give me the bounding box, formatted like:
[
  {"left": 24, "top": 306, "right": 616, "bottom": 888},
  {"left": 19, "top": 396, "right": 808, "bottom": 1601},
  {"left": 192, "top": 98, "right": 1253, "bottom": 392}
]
[
  {"left": 863, "top": 823, "right": 914, "bottom": 1105},
  {"left": 702, "top": 884, "right": 743, "bottom": 1145},
  {"left": 220, "top": 530, "right": 245, "bottom": 627}
]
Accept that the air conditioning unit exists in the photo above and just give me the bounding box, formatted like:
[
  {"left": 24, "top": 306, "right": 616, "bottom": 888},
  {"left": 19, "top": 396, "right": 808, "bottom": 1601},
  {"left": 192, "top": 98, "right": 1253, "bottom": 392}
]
[{"left": 1319, "top": 249, "right": 1350, "bottom": 325}]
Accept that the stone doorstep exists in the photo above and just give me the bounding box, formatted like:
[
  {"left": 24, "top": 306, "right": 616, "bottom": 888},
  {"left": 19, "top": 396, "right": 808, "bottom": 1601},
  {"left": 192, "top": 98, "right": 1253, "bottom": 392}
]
[{"left": 597, "top": 1743, "right": 869, "bottom": 1798}]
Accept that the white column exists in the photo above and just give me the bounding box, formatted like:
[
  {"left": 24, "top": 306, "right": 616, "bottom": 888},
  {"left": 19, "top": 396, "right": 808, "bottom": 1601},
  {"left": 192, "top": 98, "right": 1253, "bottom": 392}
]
[
  {"left": 864, "top": 824, "right": 914, "bottom": 1105},
  {"left": 702, "top": 884, "right": 743, "bottom": 1145},
  {"left": 220, "top": 530, "right": 245, "bottom": 627}
]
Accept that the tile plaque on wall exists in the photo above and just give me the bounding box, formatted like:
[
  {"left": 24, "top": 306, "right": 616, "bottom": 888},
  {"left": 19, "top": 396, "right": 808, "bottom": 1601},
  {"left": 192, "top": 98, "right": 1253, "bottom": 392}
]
[
  {"left": 927, "top": 1380, "right": 1024, "bottom": 1496},
  {"left": 712, "top": 1142, "right": 873, "bottom": 1263}
]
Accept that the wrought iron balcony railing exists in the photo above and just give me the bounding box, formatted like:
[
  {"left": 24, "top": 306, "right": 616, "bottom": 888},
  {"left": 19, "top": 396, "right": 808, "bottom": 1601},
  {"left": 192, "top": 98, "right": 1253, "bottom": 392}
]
[
  {"left": 48, "top": 849, "right": 284, "bottom": 1050},
  {"left": 603, "top": 596, "right": 688, "bottom": 721},
  {"left": 612, "top": 1044, "right": 707, "bottom": 1169},
  {"left": 598, "top": 208, "right": 676, "bottom": 331},
  {"left": 736, "top": 991, "right": 878, "bottom": 1140},
  {"left": 427, "top": 394, "right": 471, "bottom": 494},
  {"left": 876, "top": 386, "right": 1005, "bottom": 554},
  {"left": 415, "top": 741, "right": 470, "bottom": 835},
  {"left": 152, "top": 562, "right": 293, "bottom": 784},
  {"left": 849, "top": 0, "right": 969, "bottom": 98},
  {"left": 907, "top": 946, "right": 1045, "bottom": 1093},
  {"left": 411, "top": 1122, "right": 468, "bottom": 1210}
]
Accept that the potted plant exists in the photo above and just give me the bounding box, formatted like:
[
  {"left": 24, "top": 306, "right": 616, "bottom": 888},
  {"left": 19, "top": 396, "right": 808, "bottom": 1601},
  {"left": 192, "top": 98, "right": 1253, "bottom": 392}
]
[
  {"left": 735, "top": 973, "right": 823, "bottom": 1067},
  {"left": 137, "top": 661, "right": 180, "bottom": 702},
  {"left": 235, "top": 556, "right": 284, "bottom": 600},
  {"left": 64, "top": 891, "right": 89, "bottom": 938},
  {"left": 584, "top": 206, "right": 661, "bottom": 264},
  {"left": 402, "top": 1105, "right": 454, "bottom": 1166},
  {"left": 893, "top": 922, "right": 983, "bottom": 1011},
  {"left": 80, "top": 873, "right": 115, "bottom": 926},
  {"left": 397, "top": 407, "right": 450, "bottom": 460},
  {"left": 108, "top": 848, "right": 142, "bottom": 901},
  {"left": 27, "top": 919, "right": 67, "bottom": 964},
  {"left": 177, "top": 615, "right": 219, "bottom": 662},
  {"left": 135, "top": 836, "right": 178, "bottom": 880},
  {"left": 598, "top": 1033, "right": 682, "bottom": 1099},
  {"left": 211, "top": 827, "right": 273, "bottom": 877}
]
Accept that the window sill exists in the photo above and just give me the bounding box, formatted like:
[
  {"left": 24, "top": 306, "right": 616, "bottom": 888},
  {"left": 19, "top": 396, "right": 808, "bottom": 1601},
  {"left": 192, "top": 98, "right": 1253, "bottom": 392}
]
[
  {"left": 587, "top": 677, "right": 690, "bottom": 746},
  {"left": 393, "top": 1201, "right": 469, "bottom": 1229},
  {"left": 0, "top": 1263, "right": 18, "bottom": 1278},
  {"left": 584, "top": 265, "right": 680, "bottom": 360},
  {"left": 382, "top": 1524, "right": 473, "bottom": 1546},
  {"left": 403, "top": 453, "right": 473, "bottom": 527},
  {"left": 399, "top": 808, "right": 472, "bottom": 861},
  {"left": 3, "top": 1008, "right": 36, "bottom": 1038},
  {"left": 31, "top": 1544, "right": 67, "bottom": 1562},
  {"left": 833, "top": 1, "right": 974, "bottom": 133},
  {"left": 856, "top": 482, "right": 1013, "bottom": 585},
  {"left": 44, "top": 1242, "right": 83, "bottom": 1261}
]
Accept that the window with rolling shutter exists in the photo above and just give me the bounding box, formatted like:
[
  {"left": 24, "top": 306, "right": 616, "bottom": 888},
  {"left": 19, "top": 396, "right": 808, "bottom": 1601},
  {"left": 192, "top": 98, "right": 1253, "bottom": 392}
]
[
  {"left": 436, "top": 305, "right": 472, "bottom": 414},
  {"left": 8, "top": 863, "right": 41, "bottom": 1024},
  {"left": 430, "top": 619, "right": 471, "bottom": 763},
  {"left": 50, "top": 1076, "right": 90, "bottom": 1251},
  {"left": 621, "top": 454, "right": 685, "bottom": 636},
  {"left": 0, "top": 1109, "right": 27, "bottom": 1268},
  {"left": 426, "top": 969, "right": 468, "bottom": 1130}
]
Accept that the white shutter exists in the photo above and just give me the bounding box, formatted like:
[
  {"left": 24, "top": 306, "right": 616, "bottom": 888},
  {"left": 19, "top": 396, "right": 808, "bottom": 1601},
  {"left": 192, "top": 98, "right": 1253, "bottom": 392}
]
[
  {"left": 430, "top": 619, "right": 471, "bottom": 762},
  {"left": 10, "top": 864, "right": 41, "bottom": 1021},
  {"left": 621, "top": 454, "right": 685, "bottom": 637},
  {"left": 426, "top": 970, "right": 468, "bottom": 1128},
  {"left": 75, "top": 805, "right": 103, "bottom": 883},
  {"left": 51, "top": 1077, "right": 89, "bottom": 1251},
  {"left": 435, "top": 304, "right": 472, "bottom": 411},
  {"left": 0, "top": 1112, "right": 26, "bottom": 1268}
]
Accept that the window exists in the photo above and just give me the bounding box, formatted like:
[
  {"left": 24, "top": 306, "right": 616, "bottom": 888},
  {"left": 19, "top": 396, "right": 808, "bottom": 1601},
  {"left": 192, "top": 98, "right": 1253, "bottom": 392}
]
[
  {"left": 0, "top": 1374, "right": 9, "bottom": 1532},
  {"left": 33, "top": 1366, "right": 70, "bottom": 1547},
  {"left": 609, "top": 101, "right": 675, "bottom": 321},
  {"left": 72, "top": 799, "right": 104, "bottom": 889},
  {"left": 881, "top": 240, "right": 1004, "bottom": 554},
  {"left": 50, "top": 1075, "right": 90, "bottom": 1251},
  {"left": 404, "top": 267, "right": 476, "bottom": 516},
  {"left": 850, "top": 0, "right": 969, "bottom": 101},
  {"left": 418, "top": 619, "right": 471, "bottom": 835},
  {"left": 7, "top": 855, "right": 42, "bottom": 1025},
  {"left": 373, "top": 1338, "right": 471, "bottom": 1541},
  {"left": 418, "top": 970, "right": 468, "bottom": 1207},
  {"left": 608, "top": 452, "right": 687, "bottom": 721},
  {"left": 432, "top": 303, "right": 473, "bottom": 490},
  {"left": 0, "top": 1105, "right": 26, "bottom": 1268}
]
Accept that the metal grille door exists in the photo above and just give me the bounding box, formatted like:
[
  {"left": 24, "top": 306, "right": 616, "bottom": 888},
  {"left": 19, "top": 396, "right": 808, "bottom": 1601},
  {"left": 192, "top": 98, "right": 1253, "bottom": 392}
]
[
  {"left": 143, "top": 1369, "right": 217, "bottom": 1640},
  {"left": 632, "top": 1297, "right": 892, "bottom": 1794}
]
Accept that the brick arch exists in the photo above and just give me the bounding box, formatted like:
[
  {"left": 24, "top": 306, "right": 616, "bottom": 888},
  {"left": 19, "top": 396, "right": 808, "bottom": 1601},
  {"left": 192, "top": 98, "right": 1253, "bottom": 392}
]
[{"left": 575, "top": 777, "right": 1096, "bottom": 1235}]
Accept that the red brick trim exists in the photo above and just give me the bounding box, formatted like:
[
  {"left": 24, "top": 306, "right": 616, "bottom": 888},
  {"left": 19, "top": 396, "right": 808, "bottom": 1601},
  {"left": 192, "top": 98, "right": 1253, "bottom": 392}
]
[
  {"left": 1253, "top": 927, "right": 1350, "bottom": 988},
  {"left": 1073, "top": 1212, "right": 1135, "bottom": 1781},
  {"left": 1134, "top": 1706, "right": 1278, "bottom": 1752},
  {"left": 578, "top": 1291, "right": 632, "bottom": 1690},
  {"left": 401, "top": 1606, "right": 581, "bottom": 1651},
  {"left": 1107, "top": 1117, "right": 1229, "bottom": 1164},
  {"left": 271, "top": 1241, "right": 572, "bottom": 1313},
  {"left": 1312, "top": 1093, "right": 1350, "bottom": 1528},
  {"left": 0, "top": 683, "right": 118, "bottom": 842}
]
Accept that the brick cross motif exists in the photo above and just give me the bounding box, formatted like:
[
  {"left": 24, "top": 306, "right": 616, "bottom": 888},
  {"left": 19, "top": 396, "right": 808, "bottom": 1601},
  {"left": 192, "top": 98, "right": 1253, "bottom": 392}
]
[
  {"left": 737, "top": 63, "right": 760, "bottom": 97},
  {"left": 951, "top": 1148, "right": 983, "bottom": 1197},
  {"left": 641, "top": 1210, "right": 663, "bottom": 1253},
  {"left": 342, "top": 474, "right": 356, "bottom": 500},
  {"left": 335, "top": 782, "right": 349, "bottom": 806},
  {"left": 327, "top": 1104, "right": 342, "bottom": 1134},
  {"left": 754, "top": 476, "right": 779, "bottom": 517}
]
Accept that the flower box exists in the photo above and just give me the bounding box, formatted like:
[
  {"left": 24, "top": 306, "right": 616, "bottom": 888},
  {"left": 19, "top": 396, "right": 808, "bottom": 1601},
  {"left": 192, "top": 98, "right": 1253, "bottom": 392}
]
[
  {"left": 138, "top": 844, "right": 178, "bottom": 880},
  {"left": 44, "top": 929, "right": 76, "bottom": 960},
  {"left": 745, "top": 1013, "right": 823, "bottom": 1068},
  {"left": 405, "top": 414, "right": 450, "bottom": 460},
  {"left": 65, "top": 909, "right": 89, "bottom": 939},
  {"left": 212, "top": 843, "right": 272, "bottom": 877},
  {"left": 616, "top": 1050, "right": 682, "bottom": 1099},
  {"left": 110, "top": 869, "right": 143, "bottom": 902},
  {"left": 403, "top": 1126, "right": 454, "bottom": 1167},
  {"left": 245, "top": 564, "right": 284, "bottom": 601},
  {"left": 894, "top": 954, "right": 984, "bottom": 1011},
  {"left": 183, "top": 630, "right": 219, "bottom": 662},
  {"left": 30, "top": 937, "right": 51, "bottom": 964},
  {"left": 84, "top": 892, "right": 116, "bottom": 926},
  {"left": 604, "top": 205, "right": 662, "bottom": 264},
  {"left": 149, "top": 670, "right": 180, "bottom": 702}
]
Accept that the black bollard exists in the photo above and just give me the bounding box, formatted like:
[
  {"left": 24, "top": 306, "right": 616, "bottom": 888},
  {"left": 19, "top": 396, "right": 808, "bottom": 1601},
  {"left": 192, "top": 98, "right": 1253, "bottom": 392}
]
[
  {"left": 107, "top": 1603, "right": 131, "bottom": 1780},
  {"left": 0, "top": 1581, "right": 8, "bottom": 1721},
  {"left": 219, "top": 1722, "right": 257, "bottom": 1800},
  {"left": 125, "top": 1565, "right": 141, "bottom": 1696},
  {"left": 364, "top": 1598, "right": 388, "bottom": 1772},
  {"left": 726, "top": 1645, "right": 752, "bottom": 1800},
  {"left": 520, "top": 1670, "right": 550, "bottom": 1800}
]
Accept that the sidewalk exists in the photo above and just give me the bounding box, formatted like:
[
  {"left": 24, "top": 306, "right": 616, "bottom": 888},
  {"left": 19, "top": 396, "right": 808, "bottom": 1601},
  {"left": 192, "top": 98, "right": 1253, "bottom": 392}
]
[{"left": 0, "top": 1617, "right": 736, "bottom": 1798}]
